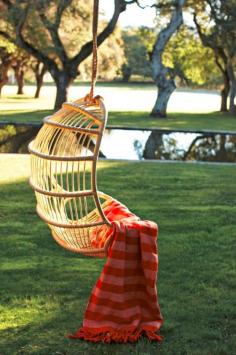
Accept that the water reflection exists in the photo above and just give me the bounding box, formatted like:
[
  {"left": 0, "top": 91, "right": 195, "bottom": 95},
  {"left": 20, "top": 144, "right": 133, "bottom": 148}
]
[
  {"left": 0, "top": 124, "right": 39, "bottom": 153},
  {"left": 0, "top": 124, "right": 236, "bottom": 163},
  {"left": 142, "top": 131, "right": 236, "bottom": 162}
]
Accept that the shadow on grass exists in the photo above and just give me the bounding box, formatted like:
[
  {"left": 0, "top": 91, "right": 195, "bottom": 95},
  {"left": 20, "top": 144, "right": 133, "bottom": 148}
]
[{"left": 0, "top": 161, "right": 236, "bottom": 354}]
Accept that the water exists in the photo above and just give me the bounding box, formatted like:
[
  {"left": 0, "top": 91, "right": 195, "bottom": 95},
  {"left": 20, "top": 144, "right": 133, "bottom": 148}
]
[{"left": 0, "top": 123, "right": 236, "bottom": 163}]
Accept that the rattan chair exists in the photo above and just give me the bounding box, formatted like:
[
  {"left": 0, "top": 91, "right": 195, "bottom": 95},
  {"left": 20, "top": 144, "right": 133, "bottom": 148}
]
[{"left": 29, "top": 95, "right": 114, "bottom": 257}]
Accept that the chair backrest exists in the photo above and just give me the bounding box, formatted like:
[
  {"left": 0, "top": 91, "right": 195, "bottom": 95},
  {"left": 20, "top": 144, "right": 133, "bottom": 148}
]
[{"left": 29, "top": 96, "right": 113, "bottom": 257}]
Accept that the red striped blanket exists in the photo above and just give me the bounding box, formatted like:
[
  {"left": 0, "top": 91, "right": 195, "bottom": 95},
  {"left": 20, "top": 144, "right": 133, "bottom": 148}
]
[{"left": 69, "top": 200, "right": 163, "bottom": 343}]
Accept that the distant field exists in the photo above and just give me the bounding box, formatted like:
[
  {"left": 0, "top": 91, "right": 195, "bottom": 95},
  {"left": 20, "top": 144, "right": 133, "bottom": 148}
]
[{"left": 0, "top": 83, "right": 221, "bottom": 113}]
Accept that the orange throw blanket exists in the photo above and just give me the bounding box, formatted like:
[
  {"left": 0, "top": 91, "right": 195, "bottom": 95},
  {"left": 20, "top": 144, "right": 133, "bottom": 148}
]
[{"left": 69, "top": 200, "right": 163, "bottom": 343}]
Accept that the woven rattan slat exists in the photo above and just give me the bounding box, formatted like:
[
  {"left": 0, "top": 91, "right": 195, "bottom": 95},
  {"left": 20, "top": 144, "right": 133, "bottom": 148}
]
[
  {"left": 36, "top": 204, "right": 106, "bottom": 229},
  {"left": 29, "top": 180, "right": 95, "bottom": 198},
  {"left": 62, "top": 102, "right": 104, "bottom": 125},
  {"left": 29, "top": 143, "right": 95, "bottom": 162},
  {"left": 43, "top": 117, "right": 100, "bottom": 135}
]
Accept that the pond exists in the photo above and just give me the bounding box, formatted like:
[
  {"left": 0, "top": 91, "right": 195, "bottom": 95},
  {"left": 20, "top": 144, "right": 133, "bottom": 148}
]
[{"left": 0, "top": 123, "right": 236, "bottom": 163}]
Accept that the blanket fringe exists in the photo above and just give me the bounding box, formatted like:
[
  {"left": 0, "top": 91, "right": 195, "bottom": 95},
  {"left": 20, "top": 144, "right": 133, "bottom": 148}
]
[{"left": 68, "top": 326, "right": 163, "bottom": 343}]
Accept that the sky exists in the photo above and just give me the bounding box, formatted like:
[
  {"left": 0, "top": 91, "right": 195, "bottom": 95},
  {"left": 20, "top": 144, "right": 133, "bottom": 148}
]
[
  {"left": 99, "top": 0, "right": 157, "bottom": 28},
  {"left": 99, "top": 1, "right": 194, "bottom": 29}
]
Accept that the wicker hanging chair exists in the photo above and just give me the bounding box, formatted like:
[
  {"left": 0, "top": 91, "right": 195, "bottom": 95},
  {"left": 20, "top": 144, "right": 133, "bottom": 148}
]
[
  {"left": 28, "top": 0, "right": 115, "bottom": 258},
  {"left": 29, "top": 96, "right": 114, "bottom": 257}
]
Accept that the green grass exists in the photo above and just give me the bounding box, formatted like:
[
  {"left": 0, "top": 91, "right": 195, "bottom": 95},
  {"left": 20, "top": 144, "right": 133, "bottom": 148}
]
[
  {"left": 0, "top": 155, "right": 236, "bottom": 354},
  {"left": 1, "top": 110, "right": 236, "bottom": 132}
]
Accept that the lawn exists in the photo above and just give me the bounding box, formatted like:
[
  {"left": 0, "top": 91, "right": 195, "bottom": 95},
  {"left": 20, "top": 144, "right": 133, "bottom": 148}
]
[
  {"left": 1, "top": 109, "right": 236, "bottom": 132},
  {"left": 0, "top": 155, "right": 236, "bottom": 354}
]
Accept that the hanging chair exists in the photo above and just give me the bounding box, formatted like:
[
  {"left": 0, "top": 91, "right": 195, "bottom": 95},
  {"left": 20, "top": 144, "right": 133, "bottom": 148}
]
[
  {"left": 29, "top": 95, "right": 116, "bottom": 257},
  {"left": 28, "top": 0, "right": 116, "bottom": 258}
]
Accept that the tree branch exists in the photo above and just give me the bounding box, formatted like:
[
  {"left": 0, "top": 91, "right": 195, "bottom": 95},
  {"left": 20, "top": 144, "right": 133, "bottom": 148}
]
[
  {"left": 153, "top": 0, "right": 185, "bottom": 55},
  {"left": 193, "top": 13, "right": 212, "bottom": 48},
  {"left": 15, "top": 5, "right": 58, "bottom": 74},
  {"left": 194, "top": 13, "right": 229, "bottom": 67},
  {"left": 124, "top": 0, "right": 145, "bottom": 8},
  {"left": 0, "top": 30, "right": 14, "bottom": 43},
  {"left": 36, "top": 3, "right": 69, "bottom": 64},
  {"left": 151, "top": 0, "right": 185, "bottom": 81},
  {"left": 70, "top": 0, "right": 128, "bottom": 69},
  {"left": 55, "top": 0, "right": 73, "bottom": 28},
  {"left": 183, "top": 135, "right": 209, "bottom": 161},
  {"left": 214, "top": 53, "right": 225, "bottom": 74}
]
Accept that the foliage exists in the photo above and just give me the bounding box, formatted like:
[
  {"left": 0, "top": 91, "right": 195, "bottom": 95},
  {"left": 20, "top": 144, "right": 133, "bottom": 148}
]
[
  {"left": 163, "top": 25, "right": 221, "bottom": 86},
  {"left": 0, "top": 124, "right": 39, "bottom": 152},
  {"left": 0, "top": 156, "right": 236, "bottom": 354},
  {"left": 0, "top": 0, "right": 93, "bottom": 64},
  {"left": 80, "top": 26, "right": 125, "bottom": 81},
  {"left": 0, "top": 33, "right": 35, "bottom": 94},
  {"left": 0, "top": 36, "right": 16, "bottom": 54},
  {"left": 121, "top": 26, "right": 154, "bottom": 81},
  {"left": 191, "top": 0, "right": 236, "bottom": 113},
  {"left": 120, "top": 23, "right": 221, "bottom": 87},
  {"left": 0, "top": 37, "right": 16, "bottom": 95},
  {"left": 190, "top": 0, "right": 236, "bottom": 55}
]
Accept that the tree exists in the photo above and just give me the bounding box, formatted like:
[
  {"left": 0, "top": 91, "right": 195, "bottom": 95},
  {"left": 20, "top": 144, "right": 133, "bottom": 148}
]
[
  {"left": 121, "top": 27, "right": 154, "bottom": 82},
  {"left": 192, "top": 0, "right": 236, "bottom": 115},
  {"left": 79, "top": 26, "right": 125, "bottom": 81},
  {"left": 0, "top": 0, "right": 133, "bottom": 110},
  {"left": 0, "top": 36, "right": 15, "bottom": 96},
  {"left": 31, "top": 60, "right": 47, "bottom": 98},
  {"left": 163, "top": 25, "right": 220, "bottom": 88},
  {"left": 11, "top": 50, "right": 30, "bottom": 94},
  {"left": 150, "top": 0, "right": 186, "bottom": 118}
]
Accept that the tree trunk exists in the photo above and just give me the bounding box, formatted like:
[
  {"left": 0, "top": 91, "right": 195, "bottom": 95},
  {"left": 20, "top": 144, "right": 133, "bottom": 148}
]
[
  {"left": 150, "top": 0, "right": 185, "bottom": 118},
  {"left": 53, "top": 72, "right": 72, "bottom": 110},
  {"left": 34, "top": 79, "right": 43, "bottom": 98},
  {"left": 220, "top": 81, "right": 230, "bottom": 112},
  {"left": 13, "top": 64, "right": 25, "bottom": 95},
  {"left": 34, "top": 63, "right": 47, "bottom": 98},
  {"left": 151, "top": 76, "right": 176, "bottom": 117},
  {"left": 217, "top": 135, "right": 227, "bottom": 162},
  {"left": 229, "top": 82, "right": 236, "bottom": 115},
  {"left": 143, "top": 131, "right": 164, "bottom": 159},
  {"left": 214, "top": 53, "right": 230, "bottom": 112},
  {"left": 227, "top": 61, "right": 236, "bottom": 116},
  {"left": 0, "top": 83, "right": 4, "bottom": 97},
  {"left": 0, "top": 64, "right": 10, "bottom": 97},
  {"left": 121, "top": 64, "right": 132, "bottom": 82},
  {"left": 16, "top": 69, "right": 24, "bottom": 94}
]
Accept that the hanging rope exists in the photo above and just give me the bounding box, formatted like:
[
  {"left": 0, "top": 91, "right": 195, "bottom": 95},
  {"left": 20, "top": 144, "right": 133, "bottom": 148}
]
[{"left": 88, "top": 0, "right": 99, "bottom": 102}]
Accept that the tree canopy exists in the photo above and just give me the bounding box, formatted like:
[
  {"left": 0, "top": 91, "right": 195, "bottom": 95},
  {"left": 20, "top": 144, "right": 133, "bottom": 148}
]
[
  {"left": 0, "top": 0, "right": 131, "bottom": 108},
  {"left": 121, "top": 27, "right": 154, "bottom": 82},
  {"left": 192, "top": 0, "right": 236, "bottom": 114}
]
